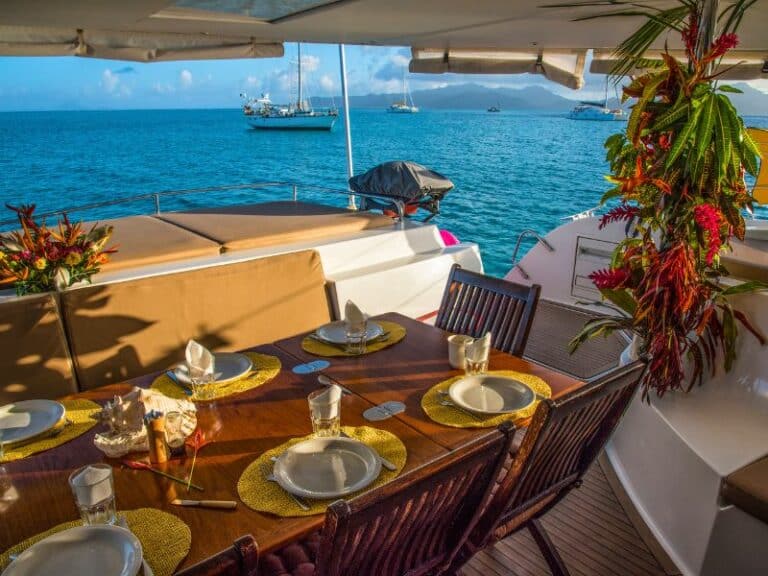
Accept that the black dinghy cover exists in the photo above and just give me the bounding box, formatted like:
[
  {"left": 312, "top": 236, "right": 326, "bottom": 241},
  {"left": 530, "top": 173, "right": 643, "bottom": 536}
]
[{"left": 348, "top": 161, "right": 453, "bottom": 219}]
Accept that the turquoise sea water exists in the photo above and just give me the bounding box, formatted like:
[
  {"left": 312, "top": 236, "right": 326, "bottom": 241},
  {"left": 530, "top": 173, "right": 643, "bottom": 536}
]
[{"left": 1, "top": 109, "right": 766, "bottom": 277}]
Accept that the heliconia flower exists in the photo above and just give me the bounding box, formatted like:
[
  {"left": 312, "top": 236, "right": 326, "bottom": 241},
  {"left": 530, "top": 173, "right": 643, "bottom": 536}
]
[
  {"left": 589, "top": 267, "right": 630, "bottom": 290},
  {"left": 599, "top": 205, "right": 640, "bottom": 230},
  {"left": 693, "top": 204, "right": 724, "bottom": 264},
  {"left": 708, "top": 33, "right": 739, "bottom": 60}
]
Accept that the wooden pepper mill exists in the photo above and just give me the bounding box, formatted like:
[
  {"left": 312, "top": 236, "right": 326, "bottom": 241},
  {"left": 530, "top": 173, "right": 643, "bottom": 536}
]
[{"left": 145, "top": 410, "right": 169, "bottom": 464}]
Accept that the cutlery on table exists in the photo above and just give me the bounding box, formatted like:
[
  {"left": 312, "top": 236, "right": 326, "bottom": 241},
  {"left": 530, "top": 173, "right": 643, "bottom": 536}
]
[
  {"left": 317, "top": 374, "right": 351, "bottom": 395},
  {"left": 260, "top": 461, "right": 310, "bottom": 511},
  {"left": 307, "top": 333, "right": 347, "bottom": 350},
  {"left": 339, "top": 430, "right": 396, "bottom": 471},
  {"left": 171, "top": 499, "right": 237, "bottom": 509},
  {"left": 436, "top": 392, "right": 484, "bottom": 421},
  {"left": 165, "top": 370, "right": 193, "bottom": 396},
  {"left": 7, "top": 419, "right": 73, "bottom": 449}
]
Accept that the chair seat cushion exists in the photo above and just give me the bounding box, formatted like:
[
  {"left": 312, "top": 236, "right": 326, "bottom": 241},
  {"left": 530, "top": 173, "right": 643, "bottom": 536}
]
[
  {"left": 722, "top": 456, "right": 768, "bottom": 524},
  {"left": 155, "top": 201, "right": 393, "bottom": 252},
  {"left": 259, "top": 532, "right": 320, "bottom": 576}
]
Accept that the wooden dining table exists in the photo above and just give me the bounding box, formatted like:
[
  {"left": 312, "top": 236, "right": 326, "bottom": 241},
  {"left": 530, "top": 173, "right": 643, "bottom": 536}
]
[{"left": 0, "top": 313, "right": 584, "bottom": 572}]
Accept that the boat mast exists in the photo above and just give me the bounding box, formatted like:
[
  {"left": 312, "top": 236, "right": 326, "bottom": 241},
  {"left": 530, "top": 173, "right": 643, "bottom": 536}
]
[
  {"left": 339, "top": 44, "right": 357, "bottom": 210},
  {"left": 297, "top": 42, "right": 303, "bottom": 111}
]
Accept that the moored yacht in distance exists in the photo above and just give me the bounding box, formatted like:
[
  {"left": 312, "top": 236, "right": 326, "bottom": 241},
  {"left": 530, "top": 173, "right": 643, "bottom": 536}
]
[
  {"left": 387, "top": 69, "right": 419, "bottom": 113},
  {"left": 567, "top": 100, "right": 626, "bottom": 121}
]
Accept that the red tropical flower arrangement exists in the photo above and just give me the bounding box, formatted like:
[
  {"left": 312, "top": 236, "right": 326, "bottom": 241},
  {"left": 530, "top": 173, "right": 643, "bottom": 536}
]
[
  {"left": 0, "top": 204, "right": 116, "bottom": 295},
  {"left": 570, "top": 5, "right": 767, "bottom": 398}
]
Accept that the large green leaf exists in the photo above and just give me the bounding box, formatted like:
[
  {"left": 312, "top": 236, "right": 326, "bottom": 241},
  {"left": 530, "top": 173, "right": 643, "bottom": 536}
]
[
  {"left": 628, "top": 73, "right": 667, "bottom": 142},
  {"left": 695, "top": 94, "right": 716, "bottom": 160},
  {"left": 665, "top": 105, "right": 701, "bottom": 169},
  {"left": 602, "top": 288, "right": 638, "bottom": 316},
  {"left": 651, "top": 101, "right": 690, "bottom": 132}
]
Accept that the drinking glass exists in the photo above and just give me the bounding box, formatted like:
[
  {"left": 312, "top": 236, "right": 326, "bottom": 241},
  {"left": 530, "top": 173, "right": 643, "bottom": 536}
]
[
  {"left": 345, "top": 319, "right": 368, "bottom": 355},
  {"left": 465, "top": 342, "right": 490, "bottom": 375},
  {"left": 308, "top": 387, "right": 341, "bottom": 438},
  {"left": 68, "top": 464, "right": 117, "bottom": 525},
  {"left": 191, "top": 373, "right": 216, "bottom": 401},
  {"left": 164, "top": 411, "right": 186, "bottom": 457}
]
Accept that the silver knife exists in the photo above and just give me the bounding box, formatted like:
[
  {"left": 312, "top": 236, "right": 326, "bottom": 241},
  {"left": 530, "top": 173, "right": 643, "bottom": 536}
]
[{"left": 340, "top": 430, "right": 397, "bottom": 471}]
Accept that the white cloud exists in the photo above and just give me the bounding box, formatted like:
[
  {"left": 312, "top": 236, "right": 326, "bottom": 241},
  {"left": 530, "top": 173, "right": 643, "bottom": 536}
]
[
  {"left": 301, "top": 54, "right": 320, "bottom": 72},
  {"left": 245, "top": 76, "right": 260, "bottom": 88},
  {"left": 153, "top": 82, "right": 174, "bottom": 95},
  {"left": 390, "top": 53, "right": 410, "bottom": 67},
  {"left": 319, "top": 74, "right": 334, "bottom": 92},
  {"left": 179, "top": 69, "right": 193, "bottom": 88},
  {"left": 746, "top": 79, "right": 768, "bottom": 94},
  {"left": 101, "top": 69, "right": 119, "bottom": 93}
]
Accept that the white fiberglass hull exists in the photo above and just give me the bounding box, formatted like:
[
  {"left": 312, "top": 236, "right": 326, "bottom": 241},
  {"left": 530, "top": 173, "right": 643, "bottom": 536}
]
[
  {"left": 506, "top": 216, "right": 768, "bottom": 576},
  {"left": 248, "top": 114, "right": 337, "bottom": 130}
]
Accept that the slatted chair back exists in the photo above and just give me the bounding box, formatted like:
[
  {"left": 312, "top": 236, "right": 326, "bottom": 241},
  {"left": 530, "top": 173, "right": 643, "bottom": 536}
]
[
  {"left": 313, "top": 425, "right": 514, "bottom": 576},
  {"left": 436, "top": 264, "right": 541, "bottom": 356},
  {"left": 470, "top": 360, "right": 645, "bottom": 546},
  {"left": 175, "top": 535, "right": 258, "bottom": 576}
]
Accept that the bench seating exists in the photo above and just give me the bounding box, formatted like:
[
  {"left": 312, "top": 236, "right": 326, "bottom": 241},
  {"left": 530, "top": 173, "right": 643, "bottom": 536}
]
[
  {"left": 88, "top": 215, "right": 222, "bottom": 273},
  {"left": 0, "top": 293, "right": 76, "bottom": 404},
  {"left": 722, "top": 456, "right": 768, "bottom": 525},
  {"left": 155, "top": 201, "right": 393, "bottom": 253},
  {"left": 60, "top": 249, "right": 331, "bottom": 390}
]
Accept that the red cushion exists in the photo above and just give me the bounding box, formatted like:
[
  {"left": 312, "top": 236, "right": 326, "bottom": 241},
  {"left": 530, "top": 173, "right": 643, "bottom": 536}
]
[{"left": 259, "top": 532, "right": 320, "bottom": 576}]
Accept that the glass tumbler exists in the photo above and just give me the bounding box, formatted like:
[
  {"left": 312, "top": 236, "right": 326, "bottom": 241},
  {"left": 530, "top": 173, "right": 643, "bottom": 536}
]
[
  {"left": 308, "top": 386, "right": 342, "bottom": 438},
  {"left": 164, "top": 411, "right": 187, "bottom": 457},
  {"left": 68, "top": 463, "right": 117, "bottom": 525},
  {"left": 345, "top": 319, "right": 368, "bottom": 355}
]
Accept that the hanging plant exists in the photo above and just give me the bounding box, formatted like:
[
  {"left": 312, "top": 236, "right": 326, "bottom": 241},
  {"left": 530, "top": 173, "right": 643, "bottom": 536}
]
[{"left": 564, "top": 0, "right": 767, "bottom": 398}]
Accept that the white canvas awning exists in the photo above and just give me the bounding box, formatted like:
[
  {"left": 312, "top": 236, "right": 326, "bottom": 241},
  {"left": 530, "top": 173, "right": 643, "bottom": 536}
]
[
  {"left": 591, "top": 49, "right": 768, "bottom": 81},
  {"left": 0, "top": 26, "right": 283, "bottom": 62},
  {"left": 409, "top": 49, "right": 587, "bottom": 89}
]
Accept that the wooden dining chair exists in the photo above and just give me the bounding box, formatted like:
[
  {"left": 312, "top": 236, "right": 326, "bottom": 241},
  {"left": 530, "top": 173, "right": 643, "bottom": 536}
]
[
  {"left": 448, "top": 360, "right": 646, "bottom": 576},
  {"left": 175, "top": 535, "right": 259, "bottom": 576},
  {"left": 258, "top": 425, "right": 514, "bottom": 576},
  {"left": 436, "top": 264, "right": 541, "bottom": 356}
]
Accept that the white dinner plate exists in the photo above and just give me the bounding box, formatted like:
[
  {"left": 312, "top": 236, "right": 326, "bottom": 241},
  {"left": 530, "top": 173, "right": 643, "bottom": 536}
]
[
  {"left": 2, "top": 525, "right": 142, "bottom": 576},
  {"left": 314, "top": 321, "right": 385, "bottom": 344},
  {"left": 448, "top": 375, "right": 536, "bottom": 415},
  {"left": 273, "top": 437, "right": 382, "bottom": 500},
  {"left": 0, "top": 400, "right": 65, "bottom": 445},
  {"left": 174, "top": 352, "right": 253, "bottom": 386}
]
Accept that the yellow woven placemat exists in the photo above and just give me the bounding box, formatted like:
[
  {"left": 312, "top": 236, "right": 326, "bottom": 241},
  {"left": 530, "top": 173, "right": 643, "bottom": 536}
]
[
  {"left": 301, "top": 320, "right": 406, "bottom": 357},
  {"left": 151, "top": 351, "right": 281, "bottom": 401},
  {"left": 0, "top": 508, "right": 191, "bottom": 576},
  {"left": 238, "top": 425, "right": 407, "bottom": 517},
  {"left": 0, "top": 399, "right": 101, "bottom": 463},
  {"left": 421, "top": 370, "right": 551, "bottom": 428}
]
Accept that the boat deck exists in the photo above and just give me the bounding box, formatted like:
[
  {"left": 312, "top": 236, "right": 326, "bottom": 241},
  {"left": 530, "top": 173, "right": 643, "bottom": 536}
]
[{"left": 465, "top": 461, "right": 680, "bottom": 576}]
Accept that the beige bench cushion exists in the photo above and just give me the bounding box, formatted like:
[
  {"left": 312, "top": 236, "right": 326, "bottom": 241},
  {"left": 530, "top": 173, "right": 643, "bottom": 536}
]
[
  {"left": 88, "top": 215, "right": 221, "bottom": 273},
  {"left": 61, "top": 250, "right": 331, "bottom": 390},
  {"left": 0, "top": 293, "right": 76, "bottom": 403},
  {"left": 155, "top": 201, "right": 393, "bottom": 252},
  {"left": 722, "top": 456, "right": 768, "bottom": 525}
]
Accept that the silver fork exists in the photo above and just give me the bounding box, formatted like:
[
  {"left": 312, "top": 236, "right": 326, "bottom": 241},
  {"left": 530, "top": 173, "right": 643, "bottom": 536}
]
[
  {"left": 436, "top": 392, "right": 484, "bottom": 421},
  {"left": 8, "top": 419, "right": 73, "bottom": 449},
  {"left": 260, "top": 461, "right": 311, "bottom": 511}
]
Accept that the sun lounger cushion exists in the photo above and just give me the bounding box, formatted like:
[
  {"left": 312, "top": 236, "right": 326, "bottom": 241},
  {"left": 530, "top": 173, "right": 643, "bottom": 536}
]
[
  {"left": 722, "top": 456, "right": 768, "bottom": 525},
  {"left": 0, "top": 293, "right": 76, "bottom": 403},
  {"left": 60, "top": 250, "right": 331, "bottom": 390},
  {"left": 87, "top": 215, "right": 222, "bottom": 273},
  {"left": 155, "top": 201, "right": 393, "bottom": 252}
]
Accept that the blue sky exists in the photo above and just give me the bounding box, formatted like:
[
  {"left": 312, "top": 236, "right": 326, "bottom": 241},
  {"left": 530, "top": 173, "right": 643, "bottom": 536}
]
[{"left": 1, "top": 43, "right": 766, "bottom": 111}]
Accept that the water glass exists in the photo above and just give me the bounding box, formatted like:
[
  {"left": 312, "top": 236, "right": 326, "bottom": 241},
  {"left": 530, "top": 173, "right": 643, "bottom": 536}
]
[
  {"left": 308, "top": 386, "right": 342, "bottom": 437},
  {"left": 447, "top": 334, "right": 474, "bottom": 369},
  {"left": 345, "top": 320, "right": 368, "bottom": 355},
  {"left": 68, "top": 464, "right": 117, "bottom": 526},
  {"left": 164, "top": 411, "right": 186, "bottom": 457},
  {"left": 191, "top": 373, "right": 216, "bottom": 401},
  {"left": 465, "top": 342, "right": 490, "bottom": 376}
]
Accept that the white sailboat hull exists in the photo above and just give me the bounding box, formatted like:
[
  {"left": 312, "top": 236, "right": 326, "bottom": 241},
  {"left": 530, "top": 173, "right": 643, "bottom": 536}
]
[{"left": 248, "top": 114, "right": 337, "bottom": 130}]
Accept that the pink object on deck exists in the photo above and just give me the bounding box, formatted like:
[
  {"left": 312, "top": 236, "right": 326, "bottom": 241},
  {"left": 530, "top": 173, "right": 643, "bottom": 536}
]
[{"left": 440, "top": 229, "right": 460, "bottom": 246}]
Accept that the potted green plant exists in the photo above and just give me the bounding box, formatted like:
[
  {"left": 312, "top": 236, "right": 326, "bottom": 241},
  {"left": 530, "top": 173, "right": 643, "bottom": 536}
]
[{"left": 566, "top": 0, "right": 767, "bottom": 398}]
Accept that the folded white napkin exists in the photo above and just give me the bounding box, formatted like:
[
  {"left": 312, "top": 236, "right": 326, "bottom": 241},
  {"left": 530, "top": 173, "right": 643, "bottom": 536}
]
[
  {"left": 466, "top": 332, "right": 492, "bottom": 362},
  {"left": 93, "top": 388, "right": 197, "bottom": 458},
  {"left": 70, "top": 465, "right": 112, "bottom": 505},
  {"left": 186, "top": 339, "right": 215, "bottom": 380},
  {"left": 344, "top": 300, "right": 366, "bottom": 330}
]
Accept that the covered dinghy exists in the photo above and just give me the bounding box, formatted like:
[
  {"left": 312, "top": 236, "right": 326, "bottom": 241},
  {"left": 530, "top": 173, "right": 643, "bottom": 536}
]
[{"left": 349, "top": 161, "right": 453, "bottom": 221}]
